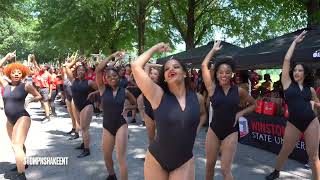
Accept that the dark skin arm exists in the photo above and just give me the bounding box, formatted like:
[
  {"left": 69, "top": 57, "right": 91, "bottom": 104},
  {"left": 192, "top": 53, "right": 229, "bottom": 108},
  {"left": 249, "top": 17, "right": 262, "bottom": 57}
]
[
  {"left": 197, "top": 93, "right": 207, "bottom": 135},
  {"left": 125, "top": 89, "right": 137, "bottom": 109},
  {"left": 96, "top": 51, "right": 124, "bottom": 96},
  {"left": 0, "top": 51, "right": 16, "bottom": 87},
  {"left": 311, "top": 87, "right": 320, "bottom": 117},
  {"left": 25, "top": 83, "right": 42, "bottom": 105},
  {"left": 234, "top": 87, "right": 256, "bottom": 126}
]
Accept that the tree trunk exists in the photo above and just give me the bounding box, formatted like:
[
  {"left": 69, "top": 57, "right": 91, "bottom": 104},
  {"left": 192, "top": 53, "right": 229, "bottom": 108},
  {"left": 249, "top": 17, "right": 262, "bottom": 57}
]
[
  {"left": 79, "top": 44, "right": 85, "bottom": 55},
  {"left": 137, "top": 0, "right": 146, "bottom": 55},
  {"left": 306, "top": 0, "right": 320, "bottom": 26},
  {"left": 186, "top": 0, "right": 196, "bottom": 50}
]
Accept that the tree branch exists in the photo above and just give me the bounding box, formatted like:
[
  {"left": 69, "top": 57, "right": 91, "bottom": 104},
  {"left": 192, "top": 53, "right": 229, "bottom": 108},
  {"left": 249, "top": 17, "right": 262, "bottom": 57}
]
[
  {"left": 195, "top": 24, "right": 209, "bottom": 46},
  {"left": 165, "top": 0, "right": 186, "bottom": 40},
  {"left": 195, "top": 0, "right": 216, "bottom": 22}
]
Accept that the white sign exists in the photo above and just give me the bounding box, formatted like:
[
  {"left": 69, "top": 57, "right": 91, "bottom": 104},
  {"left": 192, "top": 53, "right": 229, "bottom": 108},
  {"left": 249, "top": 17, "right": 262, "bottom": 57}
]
[{"left": 313, "top": 50, "right": 320, "bottom": 58}]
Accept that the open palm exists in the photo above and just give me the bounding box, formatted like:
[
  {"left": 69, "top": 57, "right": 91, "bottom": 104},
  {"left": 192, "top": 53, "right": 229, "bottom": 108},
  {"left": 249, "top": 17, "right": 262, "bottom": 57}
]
[
  {"left": 294, "top": 30, "right": 307, "bottom": 44},
  {"left": 212, "top": 40, "right": 223, "bottom": 52}
]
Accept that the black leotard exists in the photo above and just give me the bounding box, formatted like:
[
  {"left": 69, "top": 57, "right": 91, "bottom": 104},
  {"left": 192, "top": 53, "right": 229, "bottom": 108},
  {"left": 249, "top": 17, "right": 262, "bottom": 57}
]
[
  {"left": 2, "top": 82, "right": 30, "bottom": 124},
  {"left": 210, "top": 85, "right": 240, "bottom": 140},
  {"left": 101, "top": 87, "right": 127, "bottom": 136},
  {"left": 148, "top": 90, "right": 200, "bottom": 172},
  {"left": 284, "top": 82, "right": 316, "bottom": 132},
  {"left": 63, "top": 79, "right": 73, "bottom": 101},
  {"left": 143, "top": 95, "right": 154, "bottom": 120},
  {"left": 71, "top": 79, "right": 93, "bottom": 111}
]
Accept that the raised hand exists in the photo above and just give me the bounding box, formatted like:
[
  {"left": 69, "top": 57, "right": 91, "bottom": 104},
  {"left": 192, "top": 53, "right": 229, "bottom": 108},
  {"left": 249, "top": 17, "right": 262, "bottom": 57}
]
[
  {"left": 5, "top": 51, "right": 16, "bottom": 61},
  {"left": 212, "top": 40, "right": 223, "bottom": 52},
  {"left": 112, "top": 51, "right": 125, "bottom": 60},
  {"left": 153, "top": 42, "right": 172, "bottom": 53},
  {"left": 294, "top": 30, "right": 307, "bottom": 44}
]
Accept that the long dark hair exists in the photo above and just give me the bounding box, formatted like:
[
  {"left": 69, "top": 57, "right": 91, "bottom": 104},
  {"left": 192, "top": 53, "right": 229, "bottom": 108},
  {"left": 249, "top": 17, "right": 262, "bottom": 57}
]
[
  {"left": 213, "top": 56, "right": 236, "bottom": 83},
  {"left": 289, "top": 62, "right": 314, "bottom": 87},
  {"left": 158, "top": 58, "right": 191, "bottom": 92}
]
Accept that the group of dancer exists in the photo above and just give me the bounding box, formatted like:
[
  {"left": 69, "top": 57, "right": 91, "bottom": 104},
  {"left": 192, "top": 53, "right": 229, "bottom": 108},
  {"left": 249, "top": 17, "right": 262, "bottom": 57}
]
[{"left": 1, "top": 30, "right": 320, "bottom": 180}]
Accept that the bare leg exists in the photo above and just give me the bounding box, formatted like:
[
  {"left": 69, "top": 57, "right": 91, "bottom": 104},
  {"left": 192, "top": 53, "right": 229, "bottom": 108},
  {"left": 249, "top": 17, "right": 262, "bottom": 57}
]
[
  {"left": 11, "top": 117, "right": 31, "bottom": 173},
  {"left": 169, "top": 158, "right": 195, "bottom": 180},
  {"left": 79, "top": 105, "right": 93, "bottom": 149},
  {"left": 274, "top": 122, "right": 301, "bottom": 170},
  {"left": 115, "top": 124, "right": 129, "bottom": 180},
  {"left": 144, "top": 151, "right": 169, "bottom": 180},
  {"left": 304, "top": 118, "right": 320, "bottom": 180},
  {"left": 205, "top": 128, "right": 220, "bottom": 180},
  {"left": 102, "top": 129, "right": 116, "bottom": 175},
  {"left": 220, "top": 132, "right": 238, "bottom": 180}
]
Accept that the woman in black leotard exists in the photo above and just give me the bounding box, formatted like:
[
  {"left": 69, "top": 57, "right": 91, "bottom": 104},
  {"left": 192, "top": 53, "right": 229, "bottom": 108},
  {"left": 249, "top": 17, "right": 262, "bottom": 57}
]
[
  {"left": 95, "top": 52, "right": 136, "bottom": 180},
  {"left": 62, "top": 63, "right": 80, "bottom": 140},
  {"left": 266, "top": 31, "right": 320, "bottom": 180},
  {"left": 64, "top": 56, "right": 97, "bottom": 158},
  {"left": 132, "top": 43, "right": 207, "bottom": 180},
  {"left": 201, "top": 40, "right": 256, "bottom": 180},
  {"left": 0, "top": 52, "right": 42, "bottom": 180},
  {"left": 137, "top": 64, "right": 161, "bottom": 144}
]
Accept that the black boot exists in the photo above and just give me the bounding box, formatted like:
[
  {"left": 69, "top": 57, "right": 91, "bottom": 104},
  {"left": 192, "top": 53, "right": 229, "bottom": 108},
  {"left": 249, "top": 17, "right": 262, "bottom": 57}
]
[
  {"left": 106, "top": 174, "right": 117, "bottom": 180},
  {"left": 68, "top": 132, "right": 79, "bottom": 140},
  {"left": 75, "top": 142, "right": 84, "bottom": 150},
  {"left": 66, "top": 128, "right": 75, "bottom": 134},
  {"left": 14, "top": 172, "right": 27, "bottom": 180},
  {"left": 10, "top": 164, "right": 29, "bottom": 172},
  {"left": 77, "top": 148, "right": 90, "bottom": 158},
  {"left": 265, "top": 170, "right": 280, "bottom": 180}
]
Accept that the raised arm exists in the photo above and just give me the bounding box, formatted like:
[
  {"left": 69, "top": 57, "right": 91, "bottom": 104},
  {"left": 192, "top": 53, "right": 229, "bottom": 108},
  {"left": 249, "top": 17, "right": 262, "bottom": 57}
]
[
  {"left": 30, "top": 54, "right": 40, "bottom": 71},
  {"left": 0, "top": 51, "right": 16, "bottom": 87},
  {"left": 281, "top": 30, "right": 307, "bottom": 90},
  {"left": 95, "top": 51, "right": 124, "bottom": 95},
  {"left": 64, "top": 55, "right": 78, "bottom": 82},
  {"left": 201, "top": 40, "right": 222, "bottom": 97},
  {"left": 131, "top": 43, "right": 171, "bottom": 109}
]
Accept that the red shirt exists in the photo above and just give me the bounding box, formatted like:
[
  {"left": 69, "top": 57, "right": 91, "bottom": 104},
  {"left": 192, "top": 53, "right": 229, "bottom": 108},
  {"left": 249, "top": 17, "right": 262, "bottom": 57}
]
[
  {"left": 38, "top": 71, "right": 51, "bottom": 89},
  {"left": 85, "top": 72, "right": 96, "bottom": 81}
]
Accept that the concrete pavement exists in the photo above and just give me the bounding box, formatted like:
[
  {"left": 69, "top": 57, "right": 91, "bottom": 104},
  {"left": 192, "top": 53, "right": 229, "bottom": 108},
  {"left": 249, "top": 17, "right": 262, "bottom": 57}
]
[{"left": 0, "top": 101, "right": 312, "bottom": 180}]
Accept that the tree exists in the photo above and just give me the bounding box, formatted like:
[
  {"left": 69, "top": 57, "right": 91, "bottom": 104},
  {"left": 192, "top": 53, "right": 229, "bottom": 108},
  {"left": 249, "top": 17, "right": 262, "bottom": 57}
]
[
  {"left": 159, "top": 0, "right": 227, "bottom": 50},
  {"left": 34, "top": 0, "right": 136, "bottom": 61},
  {"left": 299, "top": 0, "right": 320, "bottom": 26},
  {"left": 222, "top": 0, "right": 308, "bottom": 46}
]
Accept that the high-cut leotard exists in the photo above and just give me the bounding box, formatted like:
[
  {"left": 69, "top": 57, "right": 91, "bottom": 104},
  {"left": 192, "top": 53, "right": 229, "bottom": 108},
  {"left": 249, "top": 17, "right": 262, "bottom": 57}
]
[
  {"left": 284, "top": 82, "right": 316, "bottom": 132},
  {"left": 101, "top": 87, "right": 127, "bottom": 136},
  {"left": 210, "top": 85, "right": 240, "bottom": 140},
  {"left": 2, "top": 82, "right": 30, "bottom": 124},
  {"left": 148, "top": 90, "right": 200, "bottom": 172},
  {"left": 71, "top": 79, "right": 93, "bottom": 111},
  {"left": 143, "top": 95, "right": 154, "bottom": 120}
]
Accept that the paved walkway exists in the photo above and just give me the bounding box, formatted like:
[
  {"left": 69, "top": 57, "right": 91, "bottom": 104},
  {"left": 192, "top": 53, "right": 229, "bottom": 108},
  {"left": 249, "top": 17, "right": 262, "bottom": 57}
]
[{"left": 0, "top": 101, "right": 312, "bottom": 180}]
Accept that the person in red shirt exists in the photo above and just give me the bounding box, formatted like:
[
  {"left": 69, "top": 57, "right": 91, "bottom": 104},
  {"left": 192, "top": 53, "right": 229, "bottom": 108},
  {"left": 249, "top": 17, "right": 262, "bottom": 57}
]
[
  {"left": 85, "top": 66, "right": 96, "bottom": 81},
  {"left": 49, "top": 67, "right": 58, "bottom": 116},
  {"left": 31, "top": 55, "right": 51, "bottom": 123}
]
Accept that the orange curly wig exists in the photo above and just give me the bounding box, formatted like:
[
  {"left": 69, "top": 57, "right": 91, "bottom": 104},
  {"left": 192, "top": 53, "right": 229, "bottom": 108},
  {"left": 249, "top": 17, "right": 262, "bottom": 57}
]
[{"left": 3, "top": 63, "right": 30, "bottom": 80}]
